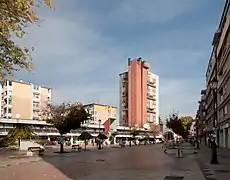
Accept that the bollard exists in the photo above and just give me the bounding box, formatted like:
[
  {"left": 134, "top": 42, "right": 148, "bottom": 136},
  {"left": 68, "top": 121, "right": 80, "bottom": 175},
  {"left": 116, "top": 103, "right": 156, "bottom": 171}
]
[{"left": 176, "top": 148, "right": 183, "bottom": 158}]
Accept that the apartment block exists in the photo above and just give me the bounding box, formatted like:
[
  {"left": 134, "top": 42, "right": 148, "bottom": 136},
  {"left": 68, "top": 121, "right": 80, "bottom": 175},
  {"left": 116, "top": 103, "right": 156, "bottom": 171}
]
[
  {"left": 195, "top": 90, "right": 206, "bottom": 141},
  {"left": 204, "top": 0, "right": 230, "bottom": 148},
  {"left": 119, "top": 58, "right": 159, "bottom": 127},
  {"left": 215, "top": 5, "right": 230, "bottom": 149},
  {"left": 147, "top": 72, "right": 159, "bottom": 124},
  {"left": 205, "top": 49, "right": 217, "bottom": 132},
  {"left": 83, "top": 103, "right": 117, "bottom": 131},
  {"left": 0, "top": 80, "right": 52, "bottom": 120}
]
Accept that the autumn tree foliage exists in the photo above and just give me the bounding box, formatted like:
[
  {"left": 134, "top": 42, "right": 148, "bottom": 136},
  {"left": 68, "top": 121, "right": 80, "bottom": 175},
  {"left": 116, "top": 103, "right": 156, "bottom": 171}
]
[
  {"left": 166, "top": 113, "right": 190, "bottom": 139},
  {"left": 180, "top": 116, "right": 193, "bottom": 131},
  {"left": 130, "top": 128, "right": 139, "bottom": 138},
  {"left": 42, "top": 102, "right": 89, "bottom": 153},
  {"left": 0, "top": 0, "right": 53, "bottom": 78}
]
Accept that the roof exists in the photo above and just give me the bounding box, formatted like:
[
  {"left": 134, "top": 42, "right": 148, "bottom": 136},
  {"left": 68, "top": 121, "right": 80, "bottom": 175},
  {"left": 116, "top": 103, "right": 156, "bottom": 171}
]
[
  {"left": 2, "top": 79, "right": 52, "bottom": 89},
  {"left": 119, "top": 71, "right": 128, "bottom": 76},
  {"left": 84, "top": 103, "right": 117, "bottom": 109}
]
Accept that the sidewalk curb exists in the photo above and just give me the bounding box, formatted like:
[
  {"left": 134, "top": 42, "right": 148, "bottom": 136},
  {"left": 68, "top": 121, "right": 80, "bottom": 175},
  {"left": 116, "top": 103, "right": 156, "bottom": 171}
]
[{"left": 195, "top": 153, "right": 217, "bottom": 180}]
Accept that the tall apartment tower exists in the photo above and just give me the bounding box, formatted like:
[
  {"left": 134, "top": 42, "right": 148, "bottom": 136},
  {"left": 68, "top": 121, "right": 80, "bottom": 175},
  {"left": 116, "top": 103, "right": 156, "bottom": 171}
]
[
  {"left": 1, "top": 80, "right": 52, "bottom": 120},
  {"left": 119, "top": 58, "right": 159, "bottom": 127}
]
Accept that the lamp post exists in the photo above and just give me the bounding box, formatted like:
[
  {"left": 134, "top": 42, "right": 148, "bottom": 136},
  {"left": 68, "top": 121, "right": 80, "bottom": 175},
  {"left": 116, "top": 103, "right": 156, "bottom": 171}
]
[
  {"left": 210, "top": 77, "right": 219, "bottom": 164},
  {"left": 129, "top": 126, "right": 132, "bottom": 147},
  {"left": 195, "top": 117, "right": 200, "bottom": 150},
  {"left": 98, "top": 119, "right": 102, "bottom": 150},
  {"left": 16, "top": 114, "right": 20, "bottom": 148}
]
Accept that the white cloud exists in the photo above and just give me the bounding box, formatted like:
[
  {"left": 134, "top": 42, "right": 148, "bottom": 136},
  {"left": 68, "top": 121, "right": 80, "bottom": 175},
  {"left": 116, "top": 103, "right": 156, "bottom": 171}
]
[
  {"left": 159, "top": 78, "right": 202, "bottom": 117},
  {"left": 16, "top": 7, "right": 123, "bottom": 109},
  {"left": 14, "top": 0, "right": 209, "bottom": 118},
  {"left": 110, "top": 0, "right": 201, "bottom": 23}
]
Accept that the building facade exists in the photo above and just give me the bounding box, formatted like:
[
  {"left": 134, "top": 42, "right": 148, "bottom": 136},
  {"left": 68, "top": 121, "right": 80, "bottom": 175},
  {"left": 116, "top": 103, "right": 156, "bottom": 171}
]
[
  {"left": 204, "top": 0, "right": 230, "bottom": 148},
  {"left": 215, "top": 1, "right": 230, "bottom": 148},
  {"left": 195, "top": 90, "right": 207, "bottom": 143},
  {"left": 119, "top": 58, "right": 159, "bottom": 127},
  {"left": 0, "top": 79, "right": 52, "bottom": 120},
  {"left": 83, "top": 103, "right": 117, "bottom": 131}
]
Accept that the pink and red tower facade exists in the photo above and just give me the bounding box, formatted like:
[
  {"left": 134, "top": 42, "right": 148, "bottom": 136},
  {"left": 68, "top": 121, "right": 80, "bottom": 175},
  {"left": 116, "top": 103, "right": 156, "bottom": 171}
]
[{"left": 119, "top": 58, "right": 159, "bottom": 127}]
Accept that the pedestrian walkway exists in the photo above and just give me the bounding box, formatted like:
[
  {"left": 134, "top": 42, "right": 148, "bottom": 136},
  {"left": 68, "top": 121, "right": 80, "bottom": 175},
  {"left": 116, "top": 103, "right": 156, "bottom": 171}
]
[
  {"left": 0, "top": 144, "right": 119, "bottom": 169},
  {"left": 195, "top": 144, "right": 230, "bottom": 180},
  {"left": 166, "top": 143, "right": 205, "bottom": 180}
]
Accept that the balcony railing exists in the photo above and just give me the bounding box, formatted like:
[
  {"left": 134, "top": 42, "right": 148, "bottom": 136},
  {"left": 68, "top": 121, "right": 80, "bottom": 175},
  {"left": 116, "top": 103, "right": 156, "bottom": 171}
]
[
  {"left": 147, "top": 108, "right": 155, "bottom": 113},
  {"left": 147, "top": 94, "right": 155, "bottom": 100},
  {"left": 147, "top": 81, "right": 156, "bottom": 87}
]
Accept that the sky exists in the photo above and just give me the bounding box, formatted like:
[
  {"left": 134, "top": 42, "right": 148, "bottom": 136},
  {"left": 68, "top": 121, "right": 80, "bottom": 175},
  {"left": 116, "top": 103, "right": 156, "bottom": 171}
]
[{"left": 16, "top": 0, "right": 225, "bottom": 118}]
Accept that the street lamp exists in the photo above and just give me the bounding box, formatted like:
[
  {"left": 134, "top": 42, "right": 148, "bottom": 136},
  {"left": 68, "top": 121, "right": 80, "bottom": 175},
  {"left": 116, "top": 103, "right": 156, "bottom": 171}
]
[
  {"left": 129, "top": 126, "right": 132, "bottom": 147},
  {"left": 16, "top": 114, "right": 20, "bottom": 148},
  {"left": 195, "top": 116, "right": 200, "bottom": 150},
  {"left": 98, "top": 119, "right": 102, "bottom": 150},
  {"left": 210, "top": 77, "right": 219, "bottom": 164}
]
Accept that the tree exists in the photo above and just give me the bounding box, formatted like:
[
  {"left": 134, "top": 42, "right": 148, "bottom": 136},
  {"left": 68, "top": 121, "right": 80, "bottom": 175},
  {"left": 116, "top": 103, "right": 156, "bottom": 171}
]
[
  {"left": 166, "top": 113, "right": 188, "bottom": 139},
  {"left": 0, "top": 0, "right": 53, "bottom": 78},
  {"left": 149, "top": 123, "right": 160, "bottom": 136},
  {"left": 130, "top": 128, "right": 139, "bottom": 138},
  {"left": 7, "top": 125, "right": 35, "bottom": 148},
  {"left": 180, "top": 116, "right": 193, "bottom": 131},
  {"left": 164, "top": 131, "right": 174, "bottom": 141},
  {"left": 42, "top": 102, "right": 89, "bottom": 153}
]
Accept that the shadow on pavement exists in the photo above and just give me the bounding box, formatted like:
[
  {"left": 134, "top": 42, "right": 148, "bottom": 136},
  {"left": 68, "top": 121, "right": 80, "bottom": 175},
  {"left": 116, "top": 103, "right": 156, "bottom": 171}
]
[
  {"left": 0, "top": 144, "right": 184, "bottom": 180},
  {"left": 37, "top": 144, "right": 175, "bottom": 180}
]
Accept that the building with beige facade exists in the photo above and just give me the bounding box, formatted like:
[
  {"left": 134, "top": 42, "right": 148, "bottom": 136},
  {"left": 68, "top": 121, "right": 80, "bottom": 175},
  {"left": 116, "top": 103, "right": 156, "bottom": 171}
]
[
  {"left": 119, "top": 58, "right": 159, "bottom": 127},
  {"left": 0, "top": 79, "right": 52, "bottom": 120},
  {"left": 83, "top": 103, "right": 117, "bottom": 131},
  {"left": 204, "top": 0, "right": 230, "bottom": 148}
]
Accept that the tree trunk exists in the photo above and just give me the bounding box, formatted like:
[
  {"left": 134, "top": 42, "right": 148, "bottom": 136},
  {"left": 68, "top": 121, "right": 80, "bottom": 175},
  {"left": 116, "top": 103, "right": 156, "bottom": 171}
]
[
  {"left": 18, "top": 138, "right": 21, "bottom": 149},
  {"left": 84, "top": 139, "right": 86, "bottom": 150},
  {"left": 60, "top": 134, "right": 64, "bottom": 153}
]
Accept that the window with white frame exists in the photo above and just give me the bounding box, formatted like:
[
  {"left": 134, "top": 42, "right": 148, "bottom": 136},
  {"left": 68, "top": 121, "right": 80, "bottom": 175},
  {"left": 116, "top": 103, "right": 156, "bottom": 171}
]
[
  {"left": 33, "top": 102, "right": 39, "bottom": 108},
  {"left": 33, "top": 93, "right": 39, "bottom": 99},
  {"left": 147, "top": 99, "right": 150, "bottom": 107},
  {"left": 33, "top": 85, "right": 39, "bottom": 90}
]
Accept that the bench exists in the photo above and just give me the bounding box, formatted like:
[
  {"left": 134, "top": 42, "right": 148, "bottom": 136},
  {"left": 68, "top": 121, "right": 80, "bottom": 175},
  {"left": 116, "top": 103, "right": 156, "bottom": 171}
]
[
  {"left": 28, "top": 147, "right": 44, "bottom": 156},
  {"left": 71, "top": 145, "right": 82, "bottom": 152}
]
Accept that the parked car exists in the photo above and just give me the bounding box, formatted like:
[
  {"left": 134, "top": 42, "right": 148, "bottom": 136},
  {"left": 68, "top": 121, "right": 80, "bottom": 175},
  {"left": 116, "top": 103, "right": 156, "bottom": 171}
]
[{"left": 155, "top": 138, "right": 164, "bottom": 144}]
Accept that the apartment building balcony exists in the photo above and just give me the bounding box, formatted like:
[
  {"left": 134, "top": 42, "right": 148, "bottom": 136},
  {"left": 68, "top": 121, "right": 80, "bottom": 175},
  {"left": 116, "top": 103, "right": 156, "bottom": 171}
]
[
  {"left": 147, "top": 107, "right": 155, "bottom": 113},
  {"left": 33, "top": 98, "right": 40, "bottom": 102},
  {"left": 2, "top": 113, "right": 12, "bottom": 118},
  {"left": 147, "top": 94, "right": 156, "bottom": 100},
  {"left": 121, "top": 105, "right": 128, "bottom": 110},
  {"left": 33, "top": 106, "right": 40, "bottom": 111},
  {"left": 147, "top": 81, "right": 156, "bottom": 87},
  {"left": 122, "top": 77, "right": 128, "bottom": 82},
  {"left": 2, "top": 94, "right": 10, "bottom": 100},
  {"left": 2, "top": 103, "right": 12, "bottom": 109},
  {"left": 218, "top": 69, "right": 230, "bottom": 88},
  {"left": 122, "top": 91, "right": 128, "bottom": 97}
]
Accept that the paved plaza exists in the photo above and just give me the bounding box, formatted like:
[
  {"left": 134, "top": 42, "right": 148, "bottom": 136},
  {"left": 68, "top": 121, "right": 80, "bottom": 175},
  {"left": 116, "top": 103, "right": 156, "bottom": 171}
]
[
  {"left": 196, "top": 144, "right": 230, "bottom": 180},
  {"left": 0, "top": 144, "right": 205, "bottom": 180}
]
